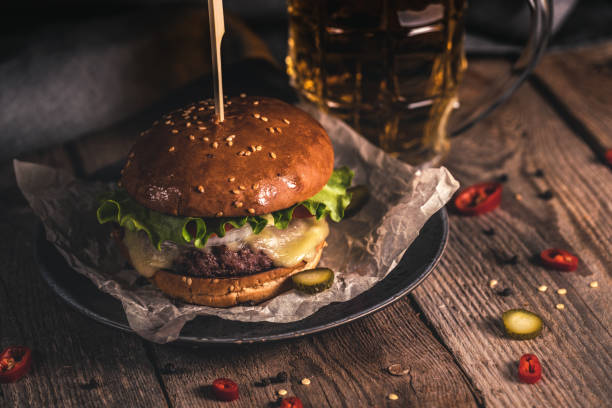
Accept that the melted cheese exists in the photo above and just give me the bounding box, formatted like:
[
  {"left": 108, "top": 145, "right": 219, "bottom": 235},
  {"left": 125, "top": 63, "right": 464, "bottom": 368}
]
[
  {"left": 122, "top": 217, "right": 329, "bottom": 277},
  {"left": 122, "top": 229, "right": 179, "bottom": 278},
  {"left": 245, "top": 218, "right": 329, "bottom": 267}
]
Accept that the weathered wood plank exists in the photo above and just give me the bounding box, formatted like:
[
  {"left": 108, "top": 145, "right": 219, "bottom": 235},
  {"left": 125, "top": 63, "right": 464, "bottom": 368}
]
[
  {"left": 411, "top": 58, "right": 612, "bottom": 407},
  {"left": 152, "top": 299, "right": 480, "bottom": 408},
  {"left": 0, "top": 199, "right": 168, "bottom": 407},
  {"left": 534, "top": 41, "right": 612, "bottom": 157}
]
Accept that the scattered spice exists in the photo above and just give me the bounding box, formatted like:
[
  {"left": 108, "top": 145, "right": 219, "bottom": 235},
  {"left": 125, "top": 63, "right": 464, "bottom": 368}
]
[
  {"left": 556, "top": 303, "right": 565, "bottom": 310},
  {"left": 589, "top": 281, "right": 599, "bottom": 288},
  {"left": 79, "top": 378, "right": 98, "bottom": 390},
  {"left": 197, "top": 185, "right": 205, "bottom": 193},
  {"left": 279, "top": 396, "right": 303, "bottom": 408},
  {"left": 171, "top": 129, "right": 178, "bottom": 134},
  {"left": 534, "top": 169, "right": 545, "bottom": 178},
  {"left": 270, "top": 152, "right": 277, "bottom": 159},
  {"left": 388, "top": 393, "right": 399, "bottom": 400},
  {"left": 540, "top": 248, "right": 579, "bottom": 271},
  {"left": 277, "top": 389, "right": 288, "bottom": 396},
  {"left": 538, "top": 190, "right": 554, "bottom": 201},
  {"left": 387, "top": 364, "right": 410, "bottom": 376},
  {"left": 301, "top": 378, "right": 311, "bottom": 385},
  {"left": 518, "top": 354, "right": 542, "bottom": 384},
  {"left": 496, "top": 288, "right": 514, "bottom": 297},
  {"left": 515, "top": 193, "right": 523, "bottom": 201},
  {"left": 482, "top": 228, "right": 496, "bottom": 236},
  {"left": 283, "top": 118, "right": 290, "bottom": 124},
  {"left": 489, "top": 279, "right": 499, "bottom": 288},
  {"left": 168, "top": 146, "right": 175, "bottom": 152},
  {"left": 454, "top": 182, "right": 502, "bottom": 215},
  {"left": 557, "top": 288, "right": 567, "bottom": 295},
  {"left": 538, "top": 285, "right": 548, "bottom": 292},
  {"left": 496, "top": 174, "right": 509, "bottom": 183}
]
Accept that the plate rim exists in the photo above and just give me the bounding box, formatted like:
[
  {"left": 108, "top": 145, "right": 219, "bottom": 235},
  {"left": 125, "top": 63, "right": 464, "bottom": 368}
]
[{"left": 35, "top": 208, "right": 448, "bottom": 344}]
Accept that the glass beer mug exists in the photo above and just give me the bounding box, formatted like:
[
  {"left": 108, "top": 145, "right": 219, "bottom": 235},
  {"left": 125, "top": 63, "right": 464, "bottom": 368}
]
[{"left": 286, "top": 0, "right": 552, "bottom": 165}]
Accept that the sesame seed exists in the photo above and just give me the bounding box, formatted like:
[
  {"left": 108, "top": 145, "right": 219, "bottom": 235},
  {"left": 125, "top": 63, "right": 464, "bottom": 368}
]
[
  {"left": 228, "top": 177, "right": 236, "bottom": 182},
  {"left": 192, "top": 115, "right": 197, "bottom": 120},
  {"left": 283, "top": 118, "right": 290, "bottom": 124},
  {"left": 227, "top": 141, "right": 234, "bottom": 146},
  {"left": 256, "top": 145, "right": 262, "bottom": 151},
  {"left": 198, "top": 107, "right": 205, "bottom": 111},
  {"left": 212, "top": 142, "right": 219, "bottom": 148},
  {"left": 277, "top": 390, "right": 287, "bottom": 396},
  {"left": 301, "top": 378, "right": 310, "bottom": 385},
  {"left": 252, "top": 183, "right": 259, "bottom": 189},
  {"left": 117, "top": 181, "right": 122, "bottom": 187},
  {"left": 208, "top": 106, "right": 214, "bottom": 110},
  {"left": 388, "top": 393, "right": 399, "bottom": 401},
  {"left": 538, "top": 285, "right": 548, "bottom": 292},
  {"left": 165, "top": 120, "right": 172, "bottom": 125},
  {"left": 229, "top": 285, "right": 235, "bottom": 291},
  {"left": 261, "top": 116, "right": 269, "bottom": 122},
  {"left": 515, "top": 193, "right": 523, "bottom": 201},
  {"left": 153, "top": 120, "right": 159, "bottom": 126},
  {"left": 239, "top": 185, "right": 246, "bottom": 190},
  {"left": 489, "top": 279, "right": 498, "bottom": 288},
  {"left": 557, "top": 288, "right": 567, "bottom": 295},
  {"left": 590, "top": 281, "right": 599, "bottom": 288},
  {"left": 197, "top": 185, "right": 205, "bottom": 193},
  {"left": 203, "top": 137, "right": 210, "bottom": 142},
  {"left": 186, "top": 122, "right": 191, "bottom": 127},
  {"left": 269, "top": 152, "right": 277, "bottom": 159},
  {"left": 226, "top": 135, "right": 235, "bottom": 141},
  {"left": 187, "top": 278, "right": 192, "bottom": 286},
  {"left": 556, "top": 303, "right": 565, "bottom": 310},
  {"left": 120, "top": 168, "right": 124, "bottom": 175},
  {"left": 240, "top": 93, "right": 247, "bottom": 98},
  {"left": 253, "top": 113, "right": 261, "bottom": 119},
  {"left": 245, "top": 151, "right": 252, "bottom": 156},
  {"left": 198, "top": 126, "right": 207, "bottom": 130},
  {"left": 234, "top": 201, "right": 243, "bottom": 208},
  {"left": 181, "top": 276, "right": 187, "bottom": 282},
  {"left": 253, "top": 101, "right": 259, "bottom": 105},
  {"left": 247, "top": 208, "right": 255, "bottom": 214},
  {"left": 227, "top": 101, "right": 232, "bottom": 105},
  {"left": 232, "top": 189, "right": 240, "bottom": 194},
  {"left": 171, "top": 129, "right": 178, "bottom": 134},
  {"left": 276, "top": 127, "right": 282, "bottom": 133},
  {"left": 189, "top": 134, "right": 195, "bottom": 141},
  {"left": 249, "top": 145, "right": 256, "bottom": 152},
  {"left": 238, "top": 150, "right": 246, "bottom": 156},
  {"left": 216, "top": 211, "right": 224, "bottom": 217},
  {"left": 168, "top": 146, "right": 175, "bottom": 152},
  {"left": 128, "top": 152, "right": 135, "bottom": 159},
  {"left": 269, "top": 127, "right": 275, "bottom": 133}
]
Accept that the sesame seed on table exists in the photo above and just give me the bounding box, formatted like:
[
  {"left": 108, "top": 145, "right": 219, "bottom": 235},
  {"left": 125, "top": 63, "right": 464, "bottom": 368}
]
[{"left": 1, "top": 45, "right": 611, "bottom": 408}]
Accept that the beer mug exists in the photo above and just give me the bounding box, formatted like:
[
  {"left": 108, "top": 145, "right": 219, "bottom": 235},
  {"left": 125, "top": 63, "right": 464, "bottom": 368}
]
[{"left": 286, "top": 0, "right": 552, "bottom": 165}]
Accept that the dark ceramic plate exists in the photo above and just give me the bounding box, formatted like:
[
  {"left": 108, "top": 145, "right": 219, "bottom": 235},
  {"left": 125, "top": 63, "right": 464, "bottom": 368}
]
[{"left": 36, "top": 209, "right": 448, "bottom": 344}]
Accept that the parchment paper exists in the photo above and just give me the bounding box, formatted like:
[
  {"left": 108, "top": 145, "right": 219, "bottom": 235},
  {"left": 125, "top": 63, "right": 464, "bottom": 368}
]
[{"left": 15, "top": 109, "right": 459, "bottom": 343}]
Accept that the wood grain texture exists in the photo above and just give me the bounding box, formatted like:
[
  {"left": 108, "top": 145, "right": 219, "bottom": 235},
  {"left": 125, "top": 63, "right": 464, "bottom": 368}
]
[
  {"left": 152, "top": 299, "right": 480, "bottom": 408},
  {"left": 0, "top": 193, "right": 168, "bottom": 407},
  {"left": 534, "top": 42, "right": 612, "bottom": 152},
  {"left": 411, "top": 57, "right": 612, "bottom": 407}
]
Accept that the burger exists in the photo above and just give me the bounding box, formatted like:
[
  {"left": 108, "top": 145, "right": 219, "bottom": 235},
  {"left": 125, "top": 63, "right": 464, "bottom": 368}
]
[{"left": 97, "top": 96, "right": 353, "bottom": 307}]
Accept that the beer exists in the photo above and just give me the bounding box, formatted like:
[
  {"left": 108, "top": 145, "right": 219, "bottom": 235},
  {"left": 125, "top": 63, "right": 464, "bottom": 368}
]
[{"left": 286, "top": 0, "right": 467, "bottom": 165}]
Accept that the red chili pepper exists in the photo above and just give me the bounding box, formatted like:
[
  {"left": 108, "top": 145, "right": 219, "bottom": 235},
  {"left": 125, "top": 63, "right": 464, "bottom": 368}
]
[
  {"left": 540, "top": 248, "right": 579, "bottom": 271},
  {"left": 0, "top": 346, "right": 32, "bottom": 383},
  {"left": 605, "top": 148, "right": 612, "bottom": 166},
  {"left": 293, "top": 205, "right": 314, "bottom": 219},
  {"left": 454, "top": 182, "right": 502, "bottom": 216},
  {"left": 212, "top": 378, "right": 239, "bottom": 401},
  {"left": 518, "top": 354, "right": 542, "bottom": 384},
  {"left": 280, "top": 396, "right": 304, "bottom": 408}
]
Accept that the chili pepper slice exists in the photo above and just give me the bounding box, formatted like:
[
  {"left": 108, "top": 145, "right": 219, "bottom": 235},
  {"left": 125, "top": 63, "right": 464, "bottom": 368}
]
[
  {"left": 518, "top": 354, "right": 542, "bottom": 384},
  {"left": 0, "top": 346, "right": 32, "bottom": 383},
  {"left": 540, "top": 248, "right": 579, "bottom": 271},
  {"left": 280, "top": 396, "right": 304, "bottom": 408},
  {"left": 212, "top": 378, "right": 239, "bottom": 401},
  {"left": 454, "top": 182, "right": 502, "bottom": 216}
]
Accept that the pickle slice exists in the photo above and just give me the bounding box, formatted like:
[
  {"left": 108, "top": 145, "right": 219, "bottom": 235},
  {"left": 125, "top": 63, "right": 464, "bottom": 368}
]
[
  {"left": 292, "top": 268, "right": 334, "bottom": 294},
  {"left": 345, "top": 185, "right": 369, "bottom": 218},
  {"left": 502, "top": 309, "right": 543, "bottom": 340}
]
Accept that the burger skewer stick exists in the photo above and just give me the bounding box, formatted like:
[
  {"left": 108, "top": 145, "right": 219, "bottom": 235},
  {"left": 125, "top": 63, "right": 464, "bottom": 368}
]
[{"left": 207, "top": 0, "right": 225, "bottom": 122}]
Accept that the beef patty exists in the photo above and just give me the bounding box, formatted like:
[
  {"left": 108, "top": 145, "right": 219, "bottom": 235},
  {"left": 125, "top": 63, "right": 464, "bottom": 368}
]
[{"left": 173, "top": 245, "right": 274, "bottom": 278}]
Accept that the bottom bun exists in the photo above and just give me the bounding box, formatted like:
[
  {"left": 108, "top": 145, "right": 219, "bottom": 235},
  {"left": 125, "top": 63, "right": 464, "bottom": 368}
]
[{"left": 150, "top": 241, "right": 326, "bottom": 307}]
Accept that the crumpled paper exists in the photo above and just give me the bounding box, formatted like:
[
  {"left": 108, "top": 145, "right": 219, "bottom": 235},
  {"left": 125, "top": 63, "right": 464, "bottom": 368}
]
[{"left": 15, "top": 109, "right": 459, "bottom": 343}]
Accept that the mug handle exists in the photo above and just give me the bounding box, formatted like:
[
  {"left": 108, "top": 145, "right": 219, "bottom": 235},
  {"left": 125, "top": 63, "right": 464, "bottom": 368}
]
[{"left": 449, "top": 0, "right": 553, "bottom": 136}]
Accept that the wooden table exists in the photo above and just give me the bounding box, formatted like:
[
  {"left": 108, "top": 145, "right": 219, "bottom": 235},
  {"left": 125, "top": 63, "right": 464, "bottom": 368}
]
[{"left": 1, "top": 42, "right": 610, "bottom": 408}]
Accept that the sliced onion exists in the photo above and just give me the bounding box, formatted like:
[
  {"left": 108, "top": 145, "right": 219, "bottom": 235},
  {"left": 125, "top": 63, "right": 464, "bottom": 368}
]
[{"left": 205, "top": 224, "right": 253, "bottom": 247}]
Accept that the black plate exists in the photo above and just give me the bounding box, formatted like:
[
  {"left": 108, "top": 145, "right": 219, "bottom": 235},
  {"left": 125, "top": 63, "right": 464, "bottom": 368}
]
[{"left": 36, "top": 209, "right": 448, "bottom": 344}]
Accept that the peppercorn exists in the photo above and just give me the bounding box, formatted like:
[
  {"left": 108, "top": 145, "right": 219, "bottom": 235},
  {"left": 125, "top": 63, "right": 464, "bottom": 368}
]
[{"left": 538, "top": 190, "right": 554, "bottom": 200}]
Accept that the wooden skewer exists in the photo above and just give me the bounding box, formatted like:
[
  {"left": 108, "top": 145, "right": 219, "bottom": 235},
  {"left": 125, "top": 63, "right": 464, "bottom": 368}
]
[{"left": 208, "top": 0, "right": 225, "bottom": 122}]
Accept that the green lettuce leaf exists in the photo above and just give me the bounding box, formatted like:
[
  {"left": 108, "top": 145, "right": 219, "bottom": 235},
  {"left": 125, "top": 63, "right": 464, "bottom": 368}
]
[{"left": 97, "top": 167, "right": 353, "bottom": 250}]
